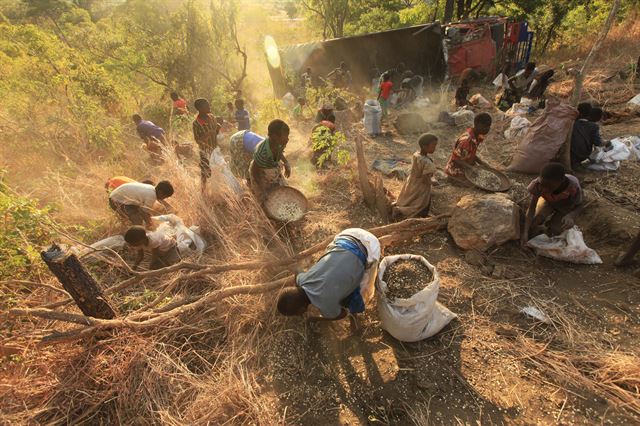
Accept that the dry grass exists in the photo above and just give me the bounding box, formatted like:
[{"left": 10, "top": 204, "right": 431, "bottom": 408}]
[{"left": 1, "top": 143, "right": 294, "bottom": 424}]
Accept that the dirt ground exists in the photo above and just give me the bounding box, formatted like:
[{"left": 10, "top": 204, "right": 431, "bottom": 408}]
[{"left": 262, "top": 85, "right": 640, "bottom": 425}]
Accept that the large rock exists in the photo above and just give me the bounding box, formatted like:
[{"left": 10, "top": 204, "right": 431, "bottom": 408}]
[
  {"left": 448, "top": 193, "right": 520, "bottom": 251},
  {"left": 393, "top": 112, "right": 429, "bottom": 135}
]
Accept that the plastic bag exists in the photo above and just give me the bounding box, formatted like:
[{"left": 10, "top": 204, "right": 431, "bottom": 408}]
[
  {"left": 469, "top": 93, "right": 491, "bottom": 109},
  {"left": 376, "top": 254, "right": 457, "bottom": 342},
  {"left": 209, "top": 147, "right": 243, "bottom": 197},
  {"left": 614, "top": 136, "right": 640, "bottom": 161},
  {"left": 504, "top": 116, "right": 532, "bottom": 139},
  {"left": 450, "top": 109, "right": 475, "bottom": 127},
  {"left": 152, "top": 214, "right": 206, "bottom": 256},
  {"left": 587, "top": 139, "right": 630, "bottom": 171},
  {"left": 527, "top": 226, "right": 602, "bottom": 264}
]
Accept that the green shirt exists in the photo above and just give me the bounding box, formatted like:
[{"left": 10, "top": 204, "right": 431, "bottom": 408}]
[{"left": 253, "top": 137, "right": 283, "bottom": 169}]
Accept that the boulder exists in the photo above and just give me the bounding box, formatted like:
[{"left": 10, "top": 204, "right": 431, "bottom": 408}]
[
  {"left": 393, "top": 112, "right": 429, "bottom": 135},
  {"left": 448, "top": 193, "right": 520, "bottom": 251}
]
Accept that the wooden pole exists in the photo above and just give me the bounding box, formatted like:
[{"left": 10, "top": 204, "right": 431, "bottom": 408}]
[
  {"left": 41, "top": 244, "right": 117, "bottom": 319},
  {"left": 355, "top": 135, "right": 376, "bottom": 209}
]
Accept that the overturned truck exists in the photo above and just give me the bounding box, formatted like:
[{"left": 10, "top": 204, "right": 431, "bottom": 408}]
[{"left": 266, "top": 23, "right": 447, "bottom": 98}]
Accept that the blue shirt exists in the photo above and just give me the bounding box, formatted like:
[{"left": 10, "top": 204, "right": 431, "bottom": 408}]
[
  {"left": 136, "top": 120, "right": 165, "bottom": 139},
  {"left": 235, "top": 109, "right": 250, "bottom": 131},
  {"left": 242, "top": 131, "right": 264, "bottom": 153}
]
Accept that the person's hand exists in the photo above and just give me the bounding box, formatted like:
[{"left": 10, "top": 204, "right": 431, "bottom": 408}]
[
  {"left": 561, "top": 214, "right": 575, "bottom": 230},
  {"left": 284, "top": 162, "right": 292, "bottom": 178}
]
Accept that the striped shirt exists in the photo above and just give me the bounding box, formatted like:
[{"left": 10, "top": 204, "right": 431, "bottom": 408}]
[
  {"left": 253, "top": 138, "right": 283, "bottom": 169},
  {"left": 192, "top": 113, "right": 219, "bottom": 153}
]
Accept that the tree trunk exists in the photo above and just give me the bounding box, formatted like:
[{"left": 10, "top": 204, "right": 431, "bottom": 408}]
[
  {"left": 355, "top": 136, "right": 376, "bottom": 209},
  {"left": 443, "top": 0, "right": 455, "bottom": 23},
  {"left": 41, "top": 245, "right": 117, "bottom": 319},
  {"left": 373, "top": 175, "right": 391, "bottom": 224}
]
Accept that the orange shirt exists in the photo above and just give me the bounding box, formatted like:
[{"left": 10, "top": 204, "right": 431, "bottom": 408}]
[{"left": 105, "top": 176, "right": 135, "bottom": 192}]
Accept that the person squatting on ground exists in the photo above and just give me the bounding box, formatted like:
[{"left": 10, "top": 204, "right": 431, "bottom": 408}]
[
  {"left": 392, "top": 133, "right": 438, "bottom": 220},
  {"left": 192, "top": 98, "right": 220, "bottom": 190},
  {"left": 249, "top": 119, "right": 291, "bottom": 201},
  {"left": 444, "top": 112, "right": 492, "bottom": 179},
  {"left": 229, "top": 129, "right": 264, "bottom": 180},
  {"left": 276, "top": 228, "right": 381, "bottom": 329},
  {"left": 315, "top": 102, "right": 336, "bottom": 124},
  {"left": 455, "top": 78, "right": 470, "bottom": 107},
  {"left": 124, "top": 225, "right": 181, "bottom": 270},
  {"left": 570, "top": 103, "right": 611, "bottom": 169},
  {"left": 521, "top": 162, "right": 584, "bottom": 245},
  {"left": 109, "top": 181, "right": 174, "bottom": 227}
]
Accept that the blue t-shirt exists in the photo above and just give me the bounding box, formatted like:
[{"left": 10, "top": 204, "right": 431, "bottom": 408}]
[
  {"left": 242, "top": 131, "right": 264, "bottom": 153},
  {"left": 235, "top": 109, "right": 250, "bottom": 131},
  {"left": 136, "top": 120, "right": 165, "bottom": 139}
]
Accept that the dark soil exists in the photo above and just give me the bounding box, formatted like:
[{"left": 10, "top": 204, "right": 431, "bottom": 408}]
[{"left": 383, "top": 258, "right": 434, "bottom": 301}]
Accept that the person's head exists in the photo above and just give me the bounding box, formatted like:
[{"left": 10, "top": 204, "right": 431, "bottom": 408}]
[
  {"left": 132, "top": 114, "right": 142, "bottom": 124},
  {"left": 577, "top": 102, "right": 592, "bottom": 119},
  {"left": 297, "top": 97, "right": 306, "bottom": 106},
  {"left": 461, "top": 78, "right": 469, "bottom": 88},
  {"left": 194, "top": 98, "right": 210, "bottom": 114},
  {"left": 267, "top": 119, "right": 290, "bottom": 148},
  {"left": 473, "top": 112, "right": 492, "bottom": 136},
  {"left": 155, "top": 180, "right": 174, "bottom": 200},
  {"left": 141, "top": 179, "right": 155, "bottom": 186},
  {"left": 340, "top": 61, "right": 347, "bottom": 70},
  {"left": 525, "top": 62, "right": 536, "bottom": 76},
  {"left": 276, "top": 287, "right": 310, "bottom": 316},
  {"left": 588, "top": 106, "right": 603, "bottom": 123},
  {"left": 234, "top": 98, "right": 245, "bottom": 110},
  {"left": 321, "top": 101, "right": 333, "bottom": 113},
  {"left": 226, "top": 101, "right": 234, "bottom": 111},
  {"left": 170, "top": 92, "right": 180, "bottom": 101},
  {"left": 539, "top": 162, "right": 566, "bottom": 192},
  {"left": 124, "top": 226, "right": 149, "bottom": 248},
  {"left": 382, "top": 73, "right": 391, "bottom": 82},
  {"left": 418, "top": 133, "right": 438, "bottom": 155}
]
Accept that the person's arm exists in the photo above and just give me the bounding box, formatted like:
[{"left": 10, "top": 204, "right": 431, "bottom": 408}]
[
  {"left": 507, "top": 75, "right": 517, "bottom": 90},
  {"left": 282, "top": 154, "right": 291, "bottom": 178},
  {"left": 561, "top": 201, "right": 585, "bottom": 230},
  {"left": 158, "top": 199, "right": 174, "bottom": 213},
  {"left": 521, "top": 195, "right": 539, "bottom": 246},
  {"left": 474, "top": 156, "right": 489, "bottom": 167},
  {"left": 133, "top": 248, "right": 145, "bottom": 270},
  {"left": 250, "top": 160, "right": 262, "bottom": 192}
]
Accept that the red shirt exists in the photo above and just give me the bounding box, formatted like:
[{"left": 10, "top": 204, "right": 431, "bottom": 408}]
[
  {"left": 379, "top": 81, "right": 393, "bottom": 100},
  {"left": 445, "top": 128, "right": 484, "bottom": 177},
  {"left": 173, "top": 98, "right": 187, "bottom": 114}
]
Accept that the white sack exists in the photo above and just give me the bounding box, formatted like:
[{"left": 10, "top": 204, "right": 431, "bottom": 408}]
[
  {"left": 587, "top": 139, "right": 630, "bottom": 171},
  {"left": 152, "top": 214, "right": 206, "bottom": 256},
  {"left": 628, "top": 94, "right": 640, "bottom": 106},
  {"left": 504, "top": 116, "right": 532, "bottom": 139},
  {"left": 527, "top": 226, "right": 602, "bottom": 264},
  {"left": 363, "top": 99, "right": 382, "bottom": 135},
  {"left": 451, "top": 109, "right": 475, "bottom": 127},
  {"left": 469, "top": 93, "right": 491, "bottom": 109},
  {"left": 210, "top": 147, "right": 242, "bottom": 197},
  {"left": 376, "top": 254, "right": 456, "bottom": 342},
  {"left": 614, "top": 136, "right": 640, "bottom": 161}
]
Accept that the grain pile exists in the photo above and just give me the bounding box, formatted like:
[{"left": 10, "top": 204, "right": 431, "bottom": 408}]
[
  {"left": 383, "top": 258, "right": 433, "bottom": 301},
  {"left": 469, "top": 168, "right": 502, "bottom": 191},
  {"left": 272, "top": 201, "right": 305, "bottom": 222}
]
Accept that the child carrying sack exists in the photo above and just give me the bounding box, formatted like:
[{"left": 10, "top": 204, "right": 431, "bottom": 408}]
[{"left": 376, "top": 254, "right": 456, "bottom": 342}]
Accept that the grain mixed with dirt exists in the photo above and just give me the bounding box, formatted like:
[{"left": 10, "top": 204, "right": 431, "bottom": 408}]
[{"left": 382, "top": 258, "right": 433, "bottom": 301}]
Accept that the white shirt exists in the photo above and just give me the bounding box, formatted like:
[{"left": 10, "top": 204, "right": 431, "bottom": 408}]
[
  {"left": 334, "top": 228, "right": 381, "bottom": 303},
  {"left": 109, "top": 182, "right": 157, "bottom": 208},
  {"left": 146, "top": 230, "right": 175, "bottom": 252}
]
